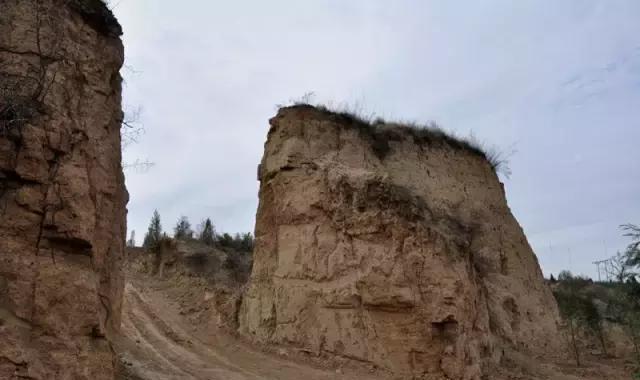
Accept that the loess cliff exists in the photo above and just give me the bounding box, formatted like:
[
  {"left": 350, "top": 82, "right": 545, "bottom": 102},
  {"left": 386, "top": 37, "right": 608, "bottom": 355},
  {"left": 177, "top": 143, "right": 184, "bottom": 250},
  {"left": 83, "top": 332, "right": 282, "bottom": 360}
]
[
  {"left": 0, "top": 0, "right": 126, "bottom": 379},
  {"left": 240, "top": 105, "right": 562, "bottom": 379}
]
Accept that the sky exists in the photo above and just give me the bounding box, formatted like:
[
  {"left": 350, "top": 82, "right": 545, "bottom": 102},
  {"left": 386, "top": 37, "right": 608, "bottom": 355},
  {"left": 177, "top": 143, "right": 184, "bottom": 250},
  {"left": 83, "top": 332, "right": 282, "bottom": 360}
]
[{"left": 111, "top": 1, "right": 640, "bottom": 279}]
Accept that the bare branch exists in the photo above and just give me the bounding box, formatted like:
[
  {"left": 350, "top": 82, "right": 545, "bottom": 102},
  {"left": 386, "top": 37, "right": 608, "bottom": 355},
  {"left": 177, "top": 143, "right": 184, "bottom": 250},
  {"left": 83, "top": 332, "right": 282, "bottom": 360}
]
[
  {"left": 123, "top": 159, "right": 155, "bottom": 173},
  {"left": 120, "top": 105, "right": 144, "bottom": 150}
]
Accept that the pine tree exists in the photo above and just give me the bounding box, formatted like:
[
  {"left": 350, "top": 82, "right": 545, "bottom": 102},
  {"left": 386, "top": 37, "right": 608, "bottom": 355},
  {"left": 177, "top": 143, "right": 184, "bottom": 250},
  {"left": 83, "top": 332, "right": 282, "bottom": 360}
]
[
  {"left": 240, "top": 232, "right": 254, "bottom": 252},
  {"left": 199, "top": 218, "right": 215, "bottom": 246},
  {"left": 143, "top": 210, "right": 162, "bottom": 250},
  {"left": 174, "top": 216, "right": 193, "bottom": 240},
  {"left": 126, "top": 230, "right": 136, "bottom": 247},
  {"left": 218, "top": 232, "right": 233, "bottom": 248}
]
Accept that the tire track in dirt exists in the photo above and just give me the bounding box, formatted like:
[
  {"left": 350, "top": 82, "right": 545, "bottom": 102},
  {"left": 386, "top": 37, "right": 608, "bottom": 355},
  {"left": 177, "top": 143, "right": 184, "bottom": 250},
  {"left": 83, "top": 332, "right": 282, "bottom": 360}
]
[
  {"left": 123, "top": 285, "right": 251, "bottom": 379},
  {"left": 116, "top": 278, "right": 380, "bottom": 380}
]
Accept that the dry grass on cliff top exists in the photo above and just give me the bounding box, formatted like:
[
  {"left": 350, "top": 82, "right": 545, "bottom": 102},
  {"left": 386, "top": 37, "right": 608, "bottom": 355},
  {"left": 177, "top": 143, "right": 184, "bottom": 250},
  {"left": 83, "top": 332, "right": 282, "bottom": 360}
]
[
  {"left": 283, "top": 100, "right": 512, "bottom": 177},
  {"left": 67, "top": 0, "right": 122, "bottom": 37}
]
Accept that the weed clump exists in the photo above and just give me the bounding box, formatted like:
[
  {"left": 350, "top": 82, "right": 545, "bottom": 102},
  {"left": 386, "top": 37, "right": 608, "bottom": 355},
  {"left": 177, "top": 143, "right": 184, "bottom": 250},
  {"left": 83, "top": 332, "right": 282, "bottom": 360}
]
[
  {"left": 283, "top": 99, "right": 511, "bottom": 177},
  {"left": 67, "top": 0, "right": 122, "bottom": 37}
]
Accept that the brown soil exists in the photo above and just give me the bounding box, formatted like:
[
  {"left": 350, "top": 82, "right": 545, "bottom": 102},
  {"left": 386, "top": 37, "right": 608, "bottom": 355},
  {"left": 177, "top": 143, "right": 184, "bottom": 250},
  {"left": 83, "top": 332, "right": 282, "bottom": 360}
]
[
  {"left": 114, "top": 264, "right": 635, "bottom": 380},
  {"left": 115, "top": 269, "right": 386, "bottom": 380}
]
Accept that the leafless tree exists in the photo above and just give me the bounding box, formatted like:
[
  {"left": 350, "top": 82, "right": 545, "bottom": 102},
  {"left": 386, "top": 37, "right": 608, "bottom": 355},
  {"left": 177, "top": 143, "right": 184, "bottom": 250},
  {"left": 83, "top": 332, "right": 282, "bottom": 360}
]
[{"left": 610, "top": 251, "right": 635, "bottom": 282}]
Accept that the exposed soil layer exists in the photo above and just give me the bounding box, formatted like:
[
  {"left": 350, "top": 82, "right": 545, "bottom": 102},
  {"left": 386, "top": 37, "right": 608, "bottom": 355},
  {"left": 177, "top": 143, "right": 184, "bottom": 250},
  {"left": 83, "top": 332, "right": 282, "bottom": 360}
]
[
  {"left": 116, "top": 263, "right": 386, "bottom": 380},
  {"left": 240, "top": 106, "right": 563, "bottom": 379},
  {"left": 118, "top": 249, "right": 633, "bottom": 380},
  {"left": 0, "top": 1, "right": 126, "bottom": 378}
]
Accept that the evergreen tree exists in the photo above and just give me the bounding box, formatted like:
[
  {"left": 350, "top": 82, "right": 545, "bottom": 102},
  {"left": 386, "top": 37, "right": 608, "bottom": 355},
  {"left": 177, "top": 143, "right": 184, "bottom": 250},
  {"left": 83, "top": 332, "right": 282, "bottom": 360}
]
[
  {"left": 174, "top": 216, "right": 193, "bottom": 240},
  {"left": 558, "top": 270, "right": 573, "bottom": 282},
  {"left": 126, "top": 230, "right": 136, "bottom": 247},
  {"left": 240, "top": 232, "right": 254, "bottom": 252},
  {"left": 199, "top": 218, "right": 215, "bottom": 246},
  {"left": 233, "top": 232, "right": 242, "bottom": 249},
  {"left": 218, "top": 232, "right": 233, "bottom": 248},
  {"left": 143, "top": 210, "right": 162, "bottom": 250}
]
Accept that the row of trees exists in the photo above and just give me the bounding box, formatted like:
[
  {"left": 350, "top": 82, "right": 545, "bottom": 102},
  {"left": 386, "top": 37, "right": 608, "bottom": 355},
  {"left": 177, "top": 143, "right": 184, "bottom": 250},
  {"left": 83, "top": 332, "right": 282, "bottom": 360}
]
[
  {"left": 553, "top": 223, "right": 640, "bottom": 367},
  {"left": 128, "top": 210, "right": 254, "bottom": 253}
]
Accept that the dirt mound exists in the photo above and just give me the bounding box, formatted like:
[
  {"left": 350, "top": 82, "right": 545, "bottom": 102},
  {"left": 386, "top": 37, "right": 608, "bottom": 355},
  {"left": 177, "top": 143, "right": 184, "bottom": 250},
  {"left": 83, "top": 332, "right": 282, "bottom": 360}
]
[
  {"left": 239, "top": 105, "right": 562, "bottom": 379},
  {"left": 0, "top": 0, "right": 126, "bottom": 378},
  {"left": 126, "top": 240, "right": 251, "bottom": 331},
  {"left": 116, "top": 246, "right": 387, "bottom": 380}
]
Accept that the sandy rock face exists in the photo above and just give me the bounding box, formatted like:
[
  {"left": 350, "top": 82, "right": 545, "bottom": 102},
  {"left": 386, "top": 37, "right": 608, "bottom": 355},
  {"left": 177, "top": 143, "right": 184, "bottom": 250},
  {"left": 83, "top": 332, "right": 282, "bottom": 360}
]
[
  {"left": 240, "top": 106, "right": 562, "bottom": 378},
  {"left": 0, "top": 1, "right": 126, "bottom": 379}
]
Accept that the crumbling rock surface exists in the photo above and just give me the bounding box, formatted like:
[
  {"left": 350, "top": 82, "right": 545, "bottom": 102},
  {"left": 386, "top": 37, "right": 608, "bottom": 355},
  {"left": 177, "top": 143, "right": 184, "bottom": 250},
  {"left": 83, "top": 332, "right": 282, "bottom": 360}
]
[
  {"left": 0, "top": 1, "right": 126, "bottom": 379},
  {"left": 240, "top": 105, "right": 562, "bottom": 379}
]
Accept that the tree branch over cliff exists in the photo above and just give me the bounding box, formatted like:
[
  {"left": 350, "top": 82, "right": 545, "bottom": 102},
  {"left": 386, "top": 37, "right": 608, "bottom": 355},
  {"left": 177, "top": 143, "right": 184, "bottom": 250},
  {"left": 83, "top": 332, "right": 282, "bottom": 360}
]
[{"left": 119, "top": 105, "right": 155, "bottom": 173}]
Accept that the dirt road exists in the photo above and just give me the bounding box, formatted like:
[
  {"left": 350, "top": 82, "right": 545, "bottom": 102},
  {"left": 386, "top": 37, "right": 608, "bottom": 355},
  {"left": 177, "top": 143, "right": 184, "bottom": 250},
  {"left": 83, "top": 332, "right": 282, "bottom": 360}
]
[
  {"left": 115, "top": 277, "right": 380, "bottom": 380},
  {"left": 114, "top": 271, "right": 632, "bottom": 380}
]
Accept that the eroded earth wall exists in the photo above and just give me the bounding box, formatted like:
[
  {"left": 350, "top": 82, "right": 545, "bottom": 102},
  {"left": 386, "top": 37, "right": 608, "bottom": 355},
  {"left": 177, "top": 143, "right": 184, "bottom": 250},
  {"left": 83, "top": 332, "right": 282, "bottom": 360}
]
[
  {"left": 0, "top": 1, "right": 126, "bottom": 379},
  {"left": 240, "top": 105, "right": 561, "bottom": 379}
]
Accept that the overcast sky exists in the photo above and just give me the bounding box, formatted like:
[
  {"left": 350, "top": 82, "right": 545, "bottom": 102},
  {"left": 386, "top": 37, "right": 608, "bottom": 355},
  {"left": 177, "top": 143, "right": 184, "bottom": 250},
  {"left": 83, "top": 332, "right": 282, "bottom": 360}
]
[{"left": 112, "top": 1, "right": 640, "bottom": 278}]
